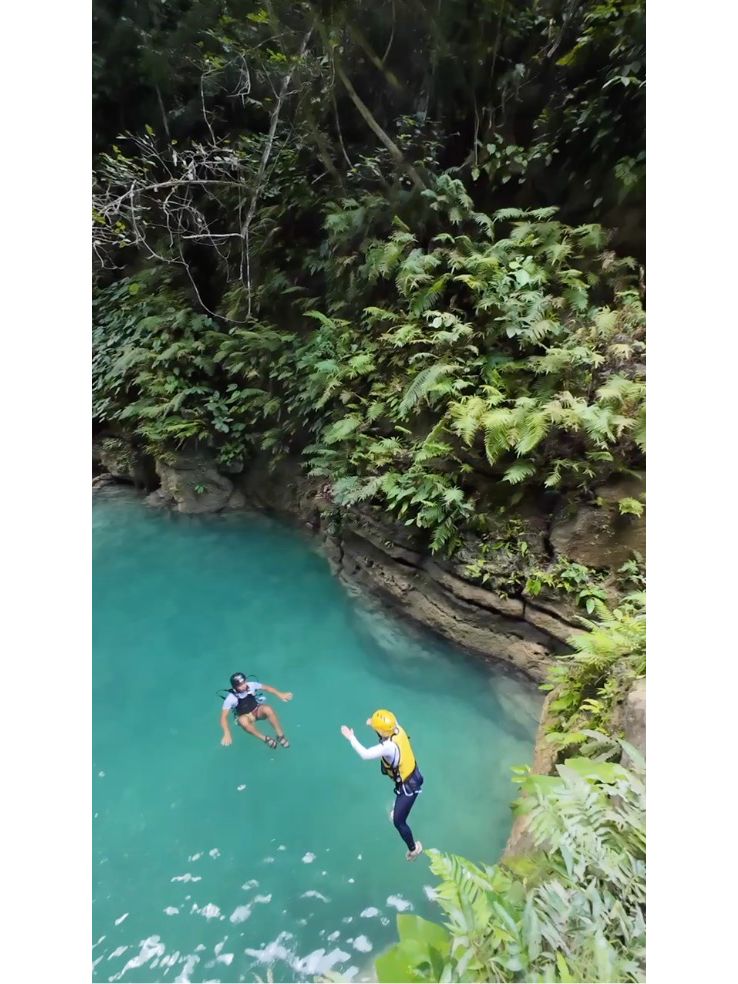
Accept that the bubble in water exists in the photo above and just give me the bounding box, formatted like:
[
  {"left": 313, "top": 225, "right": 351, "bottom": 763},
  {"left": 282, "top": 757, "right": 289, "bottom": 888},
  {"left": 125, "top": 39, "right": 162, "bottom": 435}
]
[
  {"left": 353, "top": 935, "right": 373, "bottom": 953},
  {"left": 114, "top": 913, "right": 129, "bottom": 926},
  {"left": 164, "top": 906, "right": 180, "bottom": 916},
  {"left": 360, "top": 907, "right": 379, "bottom": 918},
  {"left": 237, "top": 784, "right": 246, "bottom": 792},
  {"left": 302, "top": 852, "right": 316, "bottom": 863}
]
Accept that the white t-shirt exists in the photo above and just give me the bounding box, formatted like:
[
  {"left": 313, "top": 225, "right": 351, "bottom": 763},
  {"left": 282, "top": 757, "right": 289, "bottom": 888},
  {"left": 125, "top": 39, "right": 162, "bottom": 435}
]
[
  {"left": 347, "top": 733, "right": 400, "bottom": 769},
  {"left": 222, "top": 681, "right": 263, "bottom": 711}
]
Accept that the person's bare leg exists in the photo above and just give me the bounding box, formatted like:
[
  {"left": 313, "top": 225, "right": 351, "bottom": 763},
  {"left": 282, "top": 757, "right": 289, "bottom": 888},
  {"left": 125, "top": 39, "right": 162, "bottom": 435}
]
[
  {"left": 237, "top": 713, "right": 271, "bottom": 744},
  {"left": 257, "top": 705, "right": 289, "bottom": 746}
]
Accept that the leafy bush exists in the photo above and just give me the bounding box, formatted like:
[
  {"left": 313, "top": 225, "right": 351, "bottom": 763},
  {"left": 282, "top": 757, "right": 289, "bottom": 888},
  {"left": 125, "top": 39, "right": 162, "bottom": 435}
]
[
  {"left": 543, "top": 593, "right": 646, "bottom": 752},
  {"left": 94, "top": 182, "right": 645, "bottom": 556},
  {"left": 376, "top": 736, "right": 646, "bottom": 984}
]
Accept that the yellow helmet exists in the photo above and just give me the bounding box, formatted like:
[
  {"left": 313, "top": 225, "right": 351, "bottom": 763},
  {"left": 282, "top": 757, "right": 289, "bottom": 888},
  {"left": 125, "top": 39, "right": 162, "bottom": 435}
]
[{"left": 369, "top": 709, "right": 397, "bottom": 736}]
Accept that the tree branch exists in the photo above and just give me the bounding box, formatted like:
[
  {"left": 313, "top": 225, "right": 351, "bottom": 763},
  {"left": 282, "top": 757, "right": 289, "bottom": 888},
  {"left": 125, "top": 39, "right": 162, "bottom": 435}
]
[{"left": 333, "top": 60, "right": 427, "bottom": 191}]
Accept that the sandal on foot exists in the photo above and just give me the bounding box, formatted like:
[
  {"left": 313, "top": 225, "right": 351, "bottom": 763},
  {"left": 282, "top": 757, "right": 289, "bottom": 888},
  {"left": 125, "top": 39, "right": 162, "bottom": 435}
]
[
  {"left": 276, "top": 735, "right": 290, "bottom": 748},
  {"left": 264, "top": 736, "right": 277, "bottom": 749}
]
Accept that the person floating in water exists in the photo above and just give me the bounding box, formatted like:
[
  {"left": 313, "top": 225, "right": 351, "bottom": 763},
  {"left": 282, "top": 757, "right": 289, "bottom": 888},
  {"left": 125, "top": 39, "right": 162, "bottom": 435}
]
[
  {"left": 220, "top": 672, "right": 292, "bottom": 749},
  {"left": 341, "top": 709, "right": 424, "bottom": 861}
]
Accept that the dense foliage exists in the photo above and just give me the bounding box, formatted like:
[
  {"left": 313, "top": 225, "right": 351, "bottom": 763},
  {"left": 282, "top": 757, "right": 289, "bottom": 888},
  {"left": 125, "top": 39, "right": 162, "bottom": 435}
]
[
  {"left": 94, "top": 189, "right": 645, "bottom": 552},
  {"left": 93, "top": 2, "right": 646, "bottom": 981},
  {"left": 374, "top": 735, "right": 646, "bottom": 983}
]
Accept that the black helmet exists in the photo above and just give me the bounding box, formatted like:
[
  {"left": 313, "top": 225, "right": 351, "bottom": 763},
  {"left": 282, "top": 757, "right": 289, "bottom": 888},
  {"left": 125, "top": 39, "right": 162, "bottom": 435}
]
[{"left": 230, "top": 672, "right": 247, "bottom": 688}]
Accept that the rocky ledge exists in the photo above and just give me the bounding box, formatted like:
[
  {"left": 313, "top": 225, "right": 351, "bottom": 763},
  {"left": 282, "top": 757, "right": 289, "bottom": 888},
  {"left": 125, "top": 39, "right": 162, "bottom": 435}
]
[{"left": 93, "top": 436, "right": 645, "bottom": 686}]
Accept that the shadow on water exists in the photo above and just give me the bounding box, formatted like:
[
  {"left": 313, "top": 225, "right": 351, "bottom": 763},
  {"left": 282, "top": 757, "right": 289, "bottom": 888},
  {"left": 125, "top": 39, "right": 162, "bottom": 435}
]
[{"left": 347, "top": 594, "right": 542, "bottom": 741}]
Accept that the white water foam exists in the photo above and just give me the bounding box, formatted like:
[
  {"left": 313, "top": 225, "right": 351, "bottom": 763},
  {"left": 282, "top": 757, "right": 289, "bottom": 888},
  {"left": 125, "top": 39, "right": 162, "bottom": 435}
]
[
  {"left": 386, "top": 894, "right": 412, "bottom": 911},
  {"left": 301, "top": 890, "right": 330, "bottom": 902}
]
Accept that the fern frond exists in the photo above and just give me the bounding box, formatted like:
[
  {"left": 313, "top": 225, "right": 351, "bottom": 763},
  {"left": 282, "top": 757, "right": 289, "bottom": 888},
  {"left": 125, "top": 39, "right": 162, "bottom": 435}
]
[{"left": 398, "top": 363, "right": 458, "bottom": 416}]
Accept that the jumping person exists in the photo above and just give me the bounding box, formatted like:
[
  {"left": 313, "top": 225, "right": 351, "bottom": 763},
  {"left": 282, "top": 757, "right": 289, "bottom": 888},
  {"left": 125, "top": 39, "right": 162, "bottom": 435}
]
[
  {"left": 340, "top": 709, "right": 424, "bottom": 861},
  {"left": 220, "top": 672, "right": 293, "bottom": 749}
]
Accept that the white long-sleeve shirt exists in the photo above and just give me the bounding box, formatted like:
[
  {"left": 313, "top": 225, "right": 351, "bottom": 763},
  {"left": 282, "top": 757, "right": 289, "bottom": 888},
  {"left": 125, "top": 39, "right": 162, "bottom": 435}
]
[{"left": 347, "top": 733, "right": 399, "bottom": 769}]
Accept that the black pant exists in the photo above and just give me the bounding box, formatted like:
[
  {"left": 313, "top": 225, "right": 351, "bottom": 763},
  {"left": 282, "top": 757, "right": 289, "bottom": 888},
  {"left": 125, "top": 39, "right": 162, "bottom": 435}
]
[{"left": 392, "top": 768, "right": 424, "bottom": 851}]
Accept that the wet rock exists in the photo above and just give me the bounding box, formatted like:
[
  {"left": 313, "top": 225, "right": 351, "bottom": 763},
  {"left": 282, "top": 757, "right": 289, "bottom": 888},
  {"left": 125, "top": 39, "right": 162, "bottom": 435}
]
[
  {"left": 92, "top": 434, "right": 157, "bottom": 489},
  {"left": 550, "top": 474, "right": 645, "bottom": 569},
  {"left": 154, "top": 450, "right": 240, "bottom": 514},
  {"left": 92, "top": 472, "right": 117, "bottom": 489},
  {"left": 336, "top": 530, "right": 558, "bottom": 681}
]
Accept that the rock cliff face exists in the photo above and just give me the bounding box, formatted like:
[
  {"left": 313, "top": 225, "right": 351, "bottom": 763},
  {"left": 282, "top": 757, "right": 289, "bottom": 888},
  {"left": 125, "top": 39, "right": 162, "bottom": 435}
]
[
  {"left": 94, "top": 441, "right": 644, "bottom": 686},
  {"left": 549, "top": 475, "right": 646, "bottom": 568},
  {"left": 232, "top": 454, "right": 636, "bottom": 683},
  {"left": 92, "top": 433, "right": 157, "bottom": 489},
  {"left": 110, "top": 446, "right": 646, "bottom": 682},
  {"left": 145, "top": 449, "right": 246, "bottom": 514}
]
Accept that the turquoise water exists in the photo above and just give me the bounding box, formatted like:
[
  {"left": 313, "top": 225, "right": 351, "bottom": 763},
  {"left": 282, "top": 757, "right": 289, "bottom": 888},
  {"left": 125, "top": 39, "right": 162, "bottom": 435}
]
[{"left": 92, "top": 488, "right": 541, "bottom": 983}]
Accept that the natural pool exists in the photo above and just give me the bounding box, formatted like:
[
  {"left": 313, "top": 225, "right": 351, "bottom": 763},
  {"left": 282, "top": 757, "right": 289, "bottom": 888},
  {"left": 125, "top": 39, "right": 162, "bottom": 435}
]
[{"left": 92, "top": 488, "right": 541, "bottom": 982}]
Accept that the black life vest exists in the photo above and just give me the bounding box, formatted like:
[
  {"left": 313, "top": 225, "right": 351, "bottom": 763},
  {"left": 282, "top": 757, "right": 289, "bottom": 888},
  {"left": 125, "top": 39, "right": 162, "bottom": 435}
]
[
  {"left": 230, "top": 687, "right": 259, "bottom": 716},
  {"left": 218, "top": 686, "right": 259, "bottom": 717}
]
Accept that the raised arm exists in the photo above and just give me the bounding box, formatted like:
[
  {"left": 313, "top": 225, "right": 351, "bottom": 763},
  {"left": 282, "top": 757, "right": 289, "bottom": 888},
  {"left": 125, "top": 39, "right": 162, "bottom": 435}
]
[
  {"left": 260, "top": 683, "right": 293, "bottom": 702},
  {"left": 340, "top": 725, "right": 389, "bottom": 761}
]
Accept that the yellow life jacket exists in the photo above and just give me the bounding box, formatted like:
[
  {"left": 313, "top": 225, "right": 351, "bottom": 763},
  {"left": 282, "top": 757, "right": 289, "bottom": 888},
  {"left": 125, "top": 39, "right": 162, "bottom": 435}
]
[{"left": 380, "top": 726, "right": 417, "bottom": 783}]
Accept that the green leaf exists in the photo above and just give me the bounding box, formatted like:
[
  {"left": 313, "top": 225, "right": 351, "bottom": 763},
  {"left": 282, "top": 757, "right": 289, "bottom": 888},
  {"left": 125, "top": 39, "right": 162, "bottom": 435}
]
[
  {"left": 321, "top": 415, "right": 361, "bottom": 444},
  {"left": 396, "top": 914, "right": 451, "bottom": 953},
  {"left": 618, "top": 497, "right": 644, "bottom": 518},
  {"left": 503, "top": 460, "right": 535, "bottom": 485},
  {"left": 375, "top": 940, "right": 429, "bottom": 984},
  {"left": 399, "top": 363, "right": 457, "bottom": 416}
]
